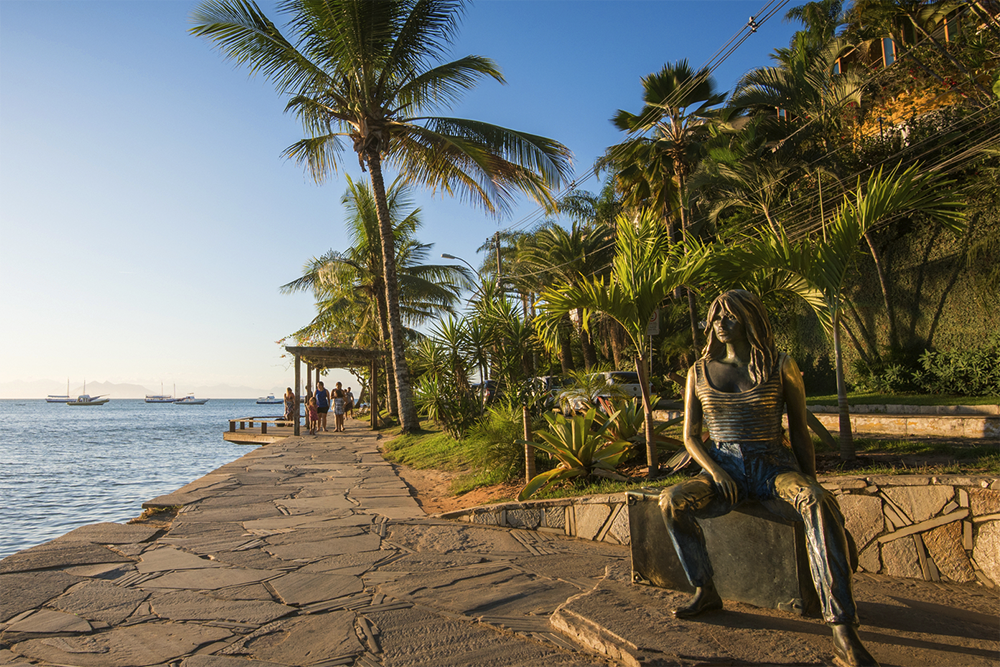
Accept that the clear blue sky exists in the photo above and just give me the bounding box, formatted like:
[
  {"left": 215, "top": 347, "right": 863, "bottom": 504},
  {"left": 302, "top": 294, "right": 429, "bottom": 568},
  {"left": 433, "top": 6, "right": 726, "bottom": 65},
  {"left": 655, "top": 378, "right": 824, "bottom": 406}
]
[{"left": 0, "top": 0, "right": 799, "bottom": 396}]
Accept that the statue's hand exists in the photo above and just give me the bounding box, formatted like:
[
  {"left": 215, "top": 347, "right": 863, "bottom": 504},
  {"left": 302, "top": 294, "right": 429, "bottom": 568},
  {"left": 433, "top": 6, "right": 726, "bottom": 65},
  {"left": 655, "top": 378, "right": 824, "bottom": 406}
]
[{"left": 708, "top": 467, "right": 738, "bottom": 505}]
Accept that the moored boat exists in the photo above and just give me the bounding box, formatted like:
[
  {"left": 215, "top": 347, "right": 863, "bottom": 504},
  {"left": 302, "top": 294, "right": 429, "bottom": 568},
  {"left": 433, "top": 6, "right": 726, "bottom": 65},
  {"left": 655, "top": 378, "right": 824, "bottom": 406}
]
[
  {"left": 256, "top": 394, "right": 282, "bottom": 404},
  {"left": 174, "top": 394, "right": 208, "bottom": 405},
  {"left": 146, "top": 383, "right": 176, "bottom": 403},
  {"left": 47, "top": 379, "right": 73, "bottom": 403},
  {"left": 67, "top": 381, "right": 109, "bottom": 406}
]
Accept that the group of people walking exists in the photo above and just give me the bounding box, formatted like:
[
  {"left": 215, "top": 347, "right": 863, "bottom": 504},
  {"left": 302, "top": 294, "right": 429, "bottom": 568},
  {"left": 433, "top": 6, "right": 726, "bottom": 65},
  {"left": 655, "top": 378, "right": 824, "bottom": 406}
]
[{"left": 282, "top": 381, "right": 355, "bottom": 436}]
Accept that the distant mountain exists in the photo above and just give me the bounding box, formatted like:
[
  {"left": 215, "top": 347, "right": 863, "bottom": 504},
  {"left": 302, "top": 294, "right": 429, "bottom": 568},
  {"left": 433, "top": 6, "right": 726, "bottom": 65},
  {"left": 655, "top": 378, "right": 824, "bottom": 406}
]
[{"left": 0, "top": 380, "right": 273, "bottom": 399}]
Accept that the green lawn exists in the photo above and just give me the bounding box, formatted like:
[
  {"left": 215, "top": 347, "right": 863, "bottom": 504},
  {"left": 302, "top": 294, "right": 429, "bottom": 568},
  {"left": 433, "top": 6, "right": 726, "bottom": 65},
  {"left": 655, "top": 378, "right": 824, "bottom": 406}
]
[{"left": 807, "top": 393, "right": 999, "bottom": 406}]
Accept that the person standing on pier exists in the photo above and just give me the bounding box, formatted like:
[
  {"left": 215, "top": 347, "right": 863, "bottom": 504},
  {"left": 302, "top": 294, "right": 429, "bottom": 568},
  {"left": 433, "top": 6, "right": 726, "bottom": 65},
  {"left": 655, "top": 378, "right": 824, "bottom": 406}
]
[
  {"left": 315, "top": 381, "right": 330, "bottom": 432},
  {"left": 345, "top": 387, "right": 355, "bottom": 419},
  {"left": 307, "top": 397, "right": 319, "bottom": 436},
  {"left": 332, "top": 382, "right": 346, "bottom": 432},
  {"left": 283, "top": 387, "right": 295, "bottom": 425}
]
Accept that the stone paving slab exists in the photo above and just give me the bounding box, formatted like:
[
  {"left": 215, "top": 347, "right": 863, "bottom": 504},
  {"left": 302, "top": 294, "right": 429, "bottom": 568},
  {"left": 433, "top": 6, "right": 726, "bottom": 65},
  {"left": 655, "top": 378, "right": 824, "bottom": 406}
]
[
  {"left": 50, "top": 580, "right": 149, "bottom": 625},
  {"left": 0, "top": 571, "right": 84, "bottom": 622},
  {"left": 137, "top": 547, "right": 223, "bottom": 573},
  {"left": 11, "top": 623, "right": 233, "bottom": 666},
  {"left": 267, "top": 571, "right": 364, "bottom": 605},
  {"left": 146, "top": 590, "right": 293, "bottom": 623},
  {"left": 140, "top": 567, "right": 277, "bottom": 591},
  {"left": 3, "top": 421, "right": 997, "bottom": 667},
  {"left": 53, "top": 522, "right": 162, "bottom": 545},
  {"left": 0, "top": 543, "right": 134, "bottom": 574}
]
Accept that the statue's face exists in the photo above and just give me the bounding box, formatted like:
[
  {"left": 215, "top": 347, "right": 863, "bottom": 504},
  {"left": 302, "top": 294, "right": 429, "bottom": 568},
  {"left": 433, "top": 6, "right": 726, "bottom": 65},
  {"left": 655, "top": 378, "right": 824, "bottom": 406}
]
[{"left": 712, "top": 309, "right": 745, "bottom": 343}]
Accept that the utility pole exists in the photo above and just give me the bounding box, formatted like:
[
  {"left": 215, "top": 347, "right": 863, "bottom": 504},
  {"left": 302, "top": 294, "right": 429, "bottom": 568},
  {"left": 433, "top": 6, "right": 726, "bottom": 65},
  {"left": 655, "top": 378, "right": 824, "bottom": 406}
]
[{"left": 495, "top": 231, "right": 502, "bottom": 289}]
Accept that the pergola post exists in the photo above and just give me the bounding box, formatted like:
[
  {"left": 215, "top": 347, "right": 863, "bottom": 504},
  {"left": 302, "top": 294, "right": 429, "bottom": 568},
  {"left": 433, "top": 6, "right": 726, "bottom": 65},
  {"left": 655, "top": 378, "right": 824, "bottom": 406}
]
[
  {"left": 370, "top": 359, "right": 378, "bottom": 430},
  {"left": 294, "top": 354, "right": 301, "bottom": 436}
]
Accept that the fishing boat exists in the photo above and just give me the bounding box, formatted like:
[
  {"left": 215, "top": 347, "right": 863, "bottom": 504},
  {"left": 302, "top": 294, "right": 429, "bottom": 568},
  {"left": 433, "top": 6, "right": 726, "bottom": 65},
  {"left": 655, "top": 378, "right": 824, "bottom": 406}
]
[
  {"left": 67, "top": 381, "right": 109, "bottom": 406},
  {"left": 256, "top": 394, "right": 282, "bottom": 404},
  {"left": 67, "top": 394, "right": 110, "bottom": 406},
  {"left": 47, "top": 379, "right": 73, "bottom": 403},
  {"left": 174, "top": 394, "right": 208, "bottom": 405},
  {"left": 145, "top": 383, "right": 176, "bottom": 403}
]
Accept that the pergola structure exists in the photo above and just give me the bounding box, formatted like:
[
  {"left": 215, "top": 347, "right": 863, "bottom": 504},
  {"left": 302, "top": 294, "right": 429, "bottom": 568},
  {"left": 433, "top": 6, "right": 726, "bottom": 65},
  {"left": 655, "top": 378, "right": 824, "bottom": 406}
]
[{"left": 284, "top": 346, "right": 387, "bottom": 435}]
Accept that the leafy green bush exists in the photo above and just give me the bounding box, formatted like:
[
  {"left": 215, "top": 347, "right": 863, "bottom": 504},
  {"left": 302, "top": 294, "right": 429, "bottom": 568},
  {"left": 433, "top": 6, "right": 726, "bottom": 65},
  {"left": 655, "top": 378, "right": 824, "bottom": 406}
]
[
  {"left": 466, "top": 400, "right": 543, "bottom": 483},
  {"left": 912, "top": 340, "right": 1000, "bottom": 396},
  {"left": 517, "top": 408, "right": 631, "bottom": 500},
  {"left": 850, "top": 359, "right": 915, "bottom": 395},
  {"left": 413, "top": 374, "right": 480, "bottom": 438}
]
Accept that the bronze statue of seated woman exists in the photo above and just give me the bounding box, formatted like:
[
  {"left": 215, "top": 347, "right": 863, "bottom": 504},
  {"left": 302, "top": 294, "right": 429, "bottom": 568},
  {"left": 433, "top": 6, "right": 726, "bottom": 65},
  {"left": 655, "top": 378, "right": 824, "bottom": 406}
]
[{"left": 658, "top": 289, "right": 878, "bottom": 667}]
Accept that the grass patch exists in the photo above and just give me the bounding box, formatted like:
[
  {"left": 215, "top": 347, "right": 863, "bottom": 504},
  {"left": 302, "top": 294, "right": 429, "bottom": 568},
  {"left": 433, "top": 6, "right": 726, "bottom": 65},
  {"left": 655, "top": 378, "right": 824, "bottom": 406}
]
[
  {"left": 381, "top": 420, "right": 481, "bottom": 472},
  {"left": 807, "top": 393, "right": 999, "bottom": 406},
  {"left": 526, "top": 473, "right": 689, "bottom": 501}
]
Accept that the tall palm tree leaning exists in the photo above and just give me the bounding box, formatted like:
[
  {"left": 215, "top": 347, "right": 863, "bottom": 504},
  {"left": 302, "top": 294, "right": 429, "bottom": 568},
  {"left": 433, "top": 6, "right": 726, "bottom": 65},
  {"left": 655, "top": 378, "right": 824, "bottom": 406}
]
[
  {"left": 280, "top": 178, "right": 471, "bottom": 416},
  {"left": 536, "top": 211, "right": 712, "bottom": 476},
  {"left": 191, "top": 0, "right": 572, "bottom": 432}
]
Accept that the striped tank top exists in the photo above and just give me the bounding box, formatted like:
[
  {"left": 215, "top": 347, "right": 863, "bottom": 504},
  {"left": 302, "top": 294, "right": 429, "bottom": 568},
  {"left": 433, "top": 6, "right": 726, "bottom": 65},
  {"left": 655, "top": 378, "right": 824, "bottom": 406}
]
[{"left": 695, "top": 355, "right": 785, "bottom": 443}]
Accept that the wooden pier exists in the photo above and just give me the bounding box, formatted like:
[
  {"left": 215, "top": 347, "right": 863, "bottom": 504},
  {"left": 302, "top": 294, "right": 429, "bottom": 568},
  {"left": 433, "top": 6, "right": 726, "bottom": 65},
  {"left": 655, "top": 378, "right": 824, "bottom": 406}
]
[{"left": 223, "top": 416, "right": 294, "bottom": 445}]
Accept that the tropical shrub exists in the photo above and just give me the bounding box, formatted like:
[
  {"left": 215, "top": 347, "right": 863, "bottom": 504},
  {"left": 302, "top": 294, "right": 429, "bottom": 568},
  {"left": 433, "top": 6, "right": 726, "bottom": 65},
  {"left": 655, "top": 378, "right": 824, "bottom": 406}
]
[
  {"left": 912, "top": 341, "right": 1000, "bottom": 396},
  {"left": 517, "top": 409, "right": 631, "bottom": 500},
  {"left": 466, "top": 400, "right": 544, "bottom": 483},
  {"left": 413, "top": 375, "right": 479, "bottom": 438},
  {"left": 850, "top": 359, "right": 915, "bottom": 395}
]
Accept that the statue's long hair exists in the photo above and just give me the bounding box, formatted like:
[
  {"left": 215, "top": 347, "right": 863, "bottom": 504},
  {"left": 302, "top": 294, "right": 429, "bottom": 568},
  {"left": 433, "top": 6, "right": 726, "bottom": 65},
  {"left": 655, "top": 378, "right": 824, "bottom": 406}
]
[{"left": 701, "top": 289, "right": 776, "bottom": 385}]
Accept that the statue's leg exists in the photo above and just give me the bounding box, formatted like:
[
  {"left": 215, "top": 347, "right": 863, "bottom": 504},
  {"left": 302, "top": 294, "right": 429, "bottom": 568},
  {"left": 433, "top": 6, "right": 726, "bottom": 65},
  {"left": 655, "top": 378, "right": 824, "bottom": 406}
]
[
  {"left": 659, "top": 475, "right": 732, "bottom": 617},
  {"left": 773, "top": 472, "right": 879, "bottom": 667}
]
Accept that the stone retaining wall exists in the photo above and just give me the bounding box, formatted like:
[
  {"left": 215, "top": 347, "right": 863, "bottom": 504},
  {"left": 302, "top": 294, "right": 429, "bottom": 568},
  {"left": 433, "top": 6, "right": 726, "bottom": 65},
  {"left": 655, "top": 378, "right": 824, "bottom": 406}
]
[{"left": 438, "top": 475, "right": 1000, "bottom": 589}]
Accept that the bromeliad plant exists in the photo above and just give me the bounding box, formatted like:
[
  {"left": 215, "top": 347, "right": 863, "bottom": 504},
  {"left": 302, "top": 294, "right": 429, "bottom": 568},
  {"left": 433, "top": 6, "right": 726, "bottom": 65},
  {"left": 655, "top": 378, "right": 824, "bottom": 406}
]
[{"left": 517, "top": 408, "right": 631, "bottom": 500}]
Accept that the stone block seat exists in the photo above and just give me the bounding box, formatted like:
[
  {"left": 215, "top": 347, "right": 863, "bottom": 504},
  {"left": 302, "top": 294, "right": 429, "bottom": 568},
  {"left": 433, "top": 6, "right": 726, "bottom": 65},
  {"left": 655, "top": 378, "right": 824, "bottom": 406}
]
[{"left": 627, "top": 490, "right": 821, "bottom": 616}]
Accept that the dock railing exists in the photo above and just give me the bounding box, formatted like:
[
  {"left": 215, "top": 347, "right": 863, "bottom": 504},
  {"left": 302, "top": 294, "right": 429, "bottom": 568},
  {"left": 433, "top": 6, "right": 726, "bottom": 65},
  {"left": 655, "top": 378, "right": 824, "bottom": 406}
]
[{"left": 228, "top": 416, "right": 293, "bottom": 435}]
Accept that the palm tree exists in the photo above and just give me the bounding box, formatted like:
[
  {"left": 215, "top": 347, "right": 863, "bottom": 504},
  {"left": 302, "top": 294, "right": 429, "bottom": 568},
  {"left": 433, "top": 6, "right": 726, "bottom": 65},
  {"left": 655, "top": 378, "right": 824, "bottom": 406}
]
[
  {"left": 280, "top": 178, "right": 471, "bottom": 415},
  {"left": 518, "top": 222, "right": 611, "bottom": 370},
  {"left": 536, "top": 211, "right": 712, "bottom": 475},
  {"left": 604, "top": 60, "right": 726, "bottom": 356},
  {"left": 191, "top": 0, "right": 572, "bottom": 432},
  {"left": 719, "top": 164, "right": 964, "bottom": 460}
]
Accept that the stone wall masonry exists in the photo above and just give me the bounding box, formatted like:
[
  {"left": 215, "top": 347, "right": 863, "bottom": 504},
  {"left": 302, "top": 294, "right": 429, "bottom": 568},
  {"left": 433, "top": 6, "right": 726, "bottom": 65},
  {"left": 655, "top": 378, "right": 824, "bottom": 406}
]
[{"left": 437, "top": 475, "right": 1000, "bottom": 589}]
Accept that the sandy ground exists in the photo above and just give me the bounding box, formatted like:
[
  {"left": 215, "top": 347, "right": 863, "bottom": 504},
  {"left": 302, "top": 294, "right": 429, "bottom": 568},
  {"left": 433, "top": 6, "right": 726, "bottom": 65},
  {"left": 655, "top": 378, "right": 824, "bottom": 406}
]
[{"left": 388, "top": 463, "right": 521, "bottom": 514}]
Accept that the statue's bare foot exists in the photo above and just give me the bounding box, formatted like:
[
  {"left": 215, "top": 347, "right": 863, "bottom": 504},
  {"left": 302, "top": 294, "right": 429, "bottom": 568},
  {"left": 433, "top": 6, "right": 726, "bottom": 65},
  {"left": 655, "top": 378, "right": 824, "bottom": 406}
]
[
  {"left": 673, "top": 586, "right": 723, "bottom": 618},
  {"left": 830, "top": 623, "right": 879, "bottom": 667}
]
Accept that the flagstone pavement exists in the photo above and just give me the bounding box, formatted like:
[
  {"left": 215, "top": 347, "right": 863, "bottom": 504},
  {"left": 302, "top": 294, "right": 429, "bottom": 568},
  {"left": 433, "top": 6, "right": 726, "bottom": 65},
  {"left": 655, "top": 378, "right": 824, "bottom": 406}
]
[{"left": 1, "top": 421, "right": 996, "bottom": 667}]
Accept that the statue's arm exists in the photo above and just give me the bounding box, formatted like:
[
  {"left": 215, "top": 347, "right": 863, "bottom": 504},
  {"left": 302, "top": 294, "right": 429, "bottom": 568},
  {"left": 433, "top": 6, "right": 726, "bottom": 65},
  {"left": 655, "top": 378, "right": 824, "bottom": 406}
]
[
  {"left": 781, "top": 354, "right": 815, "bottom": 477},
  {"left": 683, "top": 366, "right": 737, "bottom": 503}
]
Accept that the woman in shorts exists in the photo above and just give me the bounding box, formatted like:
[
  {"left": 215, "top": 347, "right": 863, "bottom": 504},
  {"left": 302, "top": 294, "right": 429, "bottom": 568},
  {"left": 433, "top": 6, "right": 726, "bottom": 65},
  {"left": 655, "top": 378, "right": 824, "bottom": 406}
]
[{"left": 332, "top": 382, "right": 346, "bottom": 432}]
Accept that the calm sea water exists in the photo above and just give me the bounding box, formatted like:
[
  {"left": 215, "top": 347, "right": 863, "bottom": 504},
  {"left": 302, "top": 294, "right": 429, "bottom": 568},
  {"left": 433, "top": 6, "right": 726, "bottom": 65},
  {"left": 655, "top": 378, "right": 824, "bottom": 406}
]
[{"left": 0, "top": 399, "right": 277, "bottom": 559}]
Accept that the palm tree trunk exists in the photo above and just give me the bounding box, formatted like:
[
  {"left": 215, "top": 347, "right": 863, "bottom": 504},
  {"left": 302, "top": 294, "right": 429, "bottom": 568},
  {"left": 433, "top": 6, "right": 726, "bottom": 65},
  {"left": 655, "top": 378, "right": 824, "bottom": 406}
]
[
  {"left": 373, "top": 280, "right": 399, "bottom": 417},
  {"left": 833, "top": 310, "right": 855, "bottom": 461},
  {"left": 863, "top": 231, "right": 899, "bottom": 353},
  {"left": 366, "top": 149, "right": 419, "bottom": 432},
  {"left": 635, "top": 352, "right": 658, "bottom": 476},
  {"left": 609, "top": 320, "right": 624, "bottom": 369},
  {"left": 559, "top": 314, "right": 575, "bottom": 373},
  {"left": 577, "top": 307, "right": 598, "bottom": 370}
]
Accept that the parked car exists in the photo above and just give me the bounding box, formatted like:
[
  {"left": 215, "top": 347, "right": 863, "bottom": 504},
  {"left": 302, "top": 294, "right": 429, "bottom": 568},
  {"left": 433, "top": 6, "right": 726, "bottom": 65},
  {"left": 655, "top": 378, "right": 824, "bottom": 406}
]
[
  {"left": 561, "top": 371, "right": 648, "bottom": 414},
  {"left": 470, "top": 380, "right": 499, "bottom": 405},
  {"left": 530, "top": 375, "right": 568, "bottom": 410}
]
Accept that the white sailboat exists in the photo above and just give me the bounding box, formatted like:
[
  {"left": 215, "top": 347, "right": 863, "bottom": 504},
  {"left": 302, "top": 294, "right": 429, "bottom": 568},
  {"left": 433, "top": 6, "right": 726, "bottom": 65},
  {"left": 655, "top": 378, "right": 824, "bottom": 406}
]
[
  {"left": 47, "top": 379, "right": 72, "bottom": 403},
  {"left": 146, "top": 382, "right": 175, "bottom": 403},
  {"left": 67, "top": 380, "right": 110, "bottom": 406}
]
